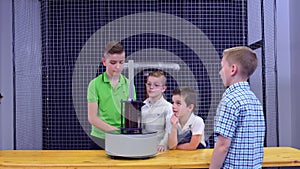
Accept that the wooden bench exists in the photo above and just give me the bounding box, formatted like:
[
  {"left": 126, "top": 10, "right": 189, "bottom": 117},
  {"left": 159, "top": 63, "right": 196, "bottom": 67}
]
[{"left": 0, "top": 147, "right": 300, "bottom": 168}]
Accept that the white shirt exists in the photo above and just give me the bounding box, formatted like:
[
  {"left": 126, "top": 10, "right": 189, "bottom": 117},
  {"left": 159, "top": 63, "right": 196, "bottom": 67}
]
[
  {"left": 141, "top": 96, "right": 173, "bottom": 147},
  {"left": 167, "top": 113, "right": 206, "bottom": 148}
]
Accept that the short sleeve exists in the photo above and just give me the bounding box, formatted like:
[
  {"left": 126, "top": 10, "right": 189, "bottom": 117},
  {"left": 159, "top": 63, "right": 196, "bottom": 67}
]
[
  {"left": 87, "top": 79, "right": 98, "bottom": 103},
  {"left": 215, "top": 100, "right": 238, "bottom": 139},
  {"left": 192, "top": 116, "right": 205, "bottom": 135}
]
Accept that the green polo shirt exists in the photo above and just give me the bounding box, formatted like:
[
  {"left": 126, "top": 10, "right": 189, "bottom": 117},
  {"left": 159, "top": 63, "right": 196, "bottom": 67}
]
[{"left": 87, "top": 72, "right": 135, "bottom": 139}]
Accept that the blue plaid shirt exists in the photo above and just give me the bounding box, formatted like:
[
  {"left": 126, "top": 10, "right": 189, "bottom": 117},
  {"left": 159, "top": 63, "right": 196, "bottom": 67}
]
[{"left": 215, "top": 81, "right": 265, "bottom": 169}]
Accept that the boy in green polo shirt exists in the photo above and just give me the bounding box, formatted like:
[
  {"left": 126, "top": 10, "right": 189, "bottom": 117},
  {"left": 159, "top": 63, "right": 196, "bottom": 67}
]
[{"left": 87, "top": 41, "right": 134, "bottom": 149}]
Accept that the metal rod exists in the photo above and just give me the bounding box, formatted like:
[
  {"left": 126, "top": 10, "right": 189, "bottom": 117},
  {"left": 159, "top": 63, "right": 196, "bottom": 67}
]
[
  {"left": 128, "top": 60, "right": 135, "bottom": 101},
  {"left": 124, "top": 62, "right": 180, "bottom": 70}
]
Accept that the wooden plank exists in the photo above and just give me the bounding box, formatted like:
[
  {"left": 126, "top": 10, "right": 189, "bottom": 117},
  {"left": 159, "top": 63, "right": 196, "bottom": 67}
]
[
  {"left": 263, "top": 147, "right": 300, "bottom": 167},
  {"left": 0, "top": 147, "right": 299, "bottom": 168}
]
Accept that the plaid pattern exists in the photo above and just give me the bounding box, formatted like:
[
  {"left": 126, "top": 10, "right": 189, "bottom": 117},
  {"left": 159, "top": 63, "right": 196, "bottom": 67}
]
[{"left": 215, "top": 82, "right": 265, "bottom": 169}]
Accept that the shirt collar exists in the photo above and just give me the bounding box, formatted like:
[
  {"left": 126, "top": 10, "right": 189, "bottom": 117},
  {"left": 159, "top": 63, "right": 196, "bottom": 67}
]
[
  {"left": 179, "top": 113, "right": 196, "bottom": 129},
  {"left": 225, "top": 81, "right": 250, "bottom": 95},
  {"left": 103, "top": 72, "right": 125, "bottom": 85},
  {"left": 143, "top": 95, "right": 165, "bottom": 107}
]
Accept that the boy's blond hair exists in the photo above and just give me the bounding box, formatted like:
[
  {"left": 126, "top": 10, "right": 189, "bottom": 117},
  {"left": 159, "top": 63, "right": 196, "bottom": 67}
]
[
  {"left": 147, "top": 70, "right": 167, "bottom": 85},
  {"left": 223, "top": 46, "right": 258, "bottom": 77}
]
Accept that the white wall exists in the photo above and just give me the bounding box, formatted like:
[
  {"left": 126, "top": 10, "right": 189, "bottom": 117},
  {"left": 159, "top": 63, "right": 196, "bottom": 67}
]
[
  {"left": 0, "top": 0, "right": 14, "bottom": 150},
  {"left": 290, "top": 0, "right": 300, "bottom": 149},
  {"left": 277, "top": 0, "right": 300, "bottom": 149}
]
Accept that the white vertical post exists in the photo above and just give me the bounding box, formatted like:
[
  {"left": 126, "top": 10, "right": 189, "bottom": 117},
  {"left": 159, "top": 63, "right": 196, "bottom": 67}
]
[{"left": 128, "top": 60, "right": 135, "bottom": 101}]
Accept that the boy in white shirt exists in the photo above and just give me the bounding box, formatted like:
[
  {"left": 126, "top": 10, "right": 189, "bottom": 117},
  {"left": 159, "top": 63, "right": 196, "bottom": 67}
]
[
  {"left": 141, "top": 70, "right": 173, "bottom": 152},
  {"left": 168, "top": 87, "right": 206, "bottom": 150}
]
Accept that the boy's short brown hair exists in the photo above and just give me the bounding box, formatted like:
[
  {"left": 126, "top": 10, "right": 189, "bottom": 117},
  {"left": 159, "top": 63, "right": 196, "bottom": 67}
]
[
  {"left": 223, "top": 46, "right": 258, "bottom": 77},
  {"left": 104, "top": 41, "right": 125, "bottom": 57},
  {"left": 172, "top": 87, "right": 197, "bottom": 112}
]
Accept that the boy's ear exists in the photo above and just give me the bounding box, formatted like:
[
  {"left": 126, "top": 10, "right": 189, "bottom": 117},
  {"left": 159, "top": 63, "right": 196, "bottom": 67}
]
[
  {"left": 162, "top": 85, "right": 167, "bottom": 92},
  {"left": 231, "top": 64, "right": 238, "bottom": 76},
  {"left": 188, "top": 103, "right": 195, "bottom": 112},
  {"left": 101, "top": 57, "right": 106, "bottom": 66}
]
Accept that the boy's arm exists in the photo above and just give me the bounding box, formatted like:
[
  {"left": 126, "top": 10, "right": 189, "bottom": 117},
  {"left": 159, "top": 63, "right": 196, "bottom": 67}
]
[
  {"left": 158, "top": 128, "right": 168, "bottom": 147},
  {"left": 176, "top": 134, "right": 202, "bottom": 150},
  {"left": 158, "top": 107, "right": 173, "bottom": 148},
  {"left": 209, "top": 134, "right": 231, "bottom": 169},
  {"left": 158, "top": 118, "right": 170, "bottom": 151},
  {"left": 87, "top": 102, "right": 118, "bottom": 131},
  {"left": 168, "top": 115, "right": 179, "bottom": 150},
  {"left": 177, "top": 115, "right": 205, "bottom": 150}
]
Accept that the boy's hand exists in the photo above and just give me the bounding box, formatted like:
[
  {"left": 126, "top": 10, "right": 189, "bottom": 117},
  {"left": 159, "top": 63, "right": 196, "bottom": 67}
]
[
  {"left": 109, "top": 126, "right": 118, "bottom": 131},
  {"left": 170, "top": 114, "right": 178, "bottom": 126},
  {"left": 157, "top": 145, "right": 167, "bottom": 152}
]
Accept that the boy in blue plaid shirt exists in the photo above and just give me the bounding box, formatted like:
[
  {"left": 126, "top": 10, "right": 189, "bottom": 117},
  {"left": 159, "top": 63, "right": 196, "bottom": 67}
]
[{"left": 210, "top": 46, "right": 265, "bottom": 169}]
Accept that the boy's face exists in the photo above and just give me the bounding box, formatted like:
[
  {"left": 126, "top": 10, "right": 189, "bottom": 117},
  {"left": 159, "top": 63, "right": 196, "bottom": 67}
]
[
  {"left": 102, "top": 52, "right": 125, "bottom": 77},
  {"left": 171, "top": 94, "right": 192, "bottom": 118},
  {"left": 146, "top": 76, "right": 166, "bottom": 98},
  {"left": 219, "top": 55, "right": 232, "bottom": 87}
]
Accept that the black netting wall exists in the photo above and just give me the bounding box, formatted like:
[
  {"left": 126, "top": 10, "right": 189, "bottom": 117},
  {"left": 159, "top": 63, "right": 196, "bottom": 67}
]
[
  {"left": 247, "top": 0, "right": 277, "bottom": 147},
  {"left": 263, "top": 0, "right": 277, "bottom": 147},
  {"left": 40, "top": 0, "right": 247, "bottom": 149}
]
